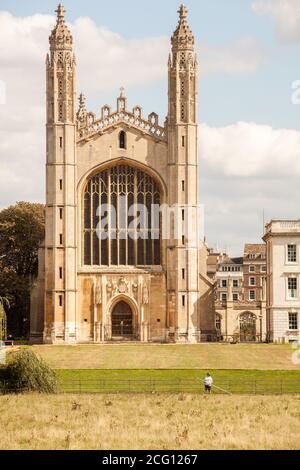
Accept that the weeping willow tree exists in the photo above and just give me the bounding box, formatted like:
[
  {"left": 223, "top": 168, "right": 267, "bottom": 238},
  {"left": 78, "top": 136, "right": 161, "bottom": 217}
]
[{"left": 0, "top": 297, "right": 8, "bottom": 341}]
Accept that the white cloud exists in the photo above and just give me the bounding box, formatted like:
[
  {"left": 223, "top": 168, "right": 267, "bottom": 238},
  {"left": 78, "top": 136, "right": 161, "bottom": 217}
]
[
  {"left": 0, "top": 11, "right": 265, "bottom": 209},
  {"left": 200, "top": 37, "right": 264, "bottom": 75},
  {"left": 200, "top": 121, "right": 300, "bottom": 177},
  {"left": 252, "top": 0, "right": 300, "bottom": 41}
]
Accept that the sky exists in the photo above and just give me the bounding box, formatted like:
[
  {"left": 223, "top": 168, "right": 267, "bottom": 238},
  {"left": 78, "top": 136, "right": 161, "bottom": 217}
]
[{"left": 0, "top": 0, "right": 300, "bottom": 255}]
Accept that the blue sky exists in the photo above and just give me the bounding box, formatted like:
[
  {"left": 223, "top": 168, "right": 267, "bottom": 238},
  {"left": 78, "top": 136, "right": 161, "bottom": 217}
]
[
  {"left": 3, "top": 0, "right": 300, "bottom": 128},
  {"left": 0, "top": 0, "right": 300, "bottom": 254}
]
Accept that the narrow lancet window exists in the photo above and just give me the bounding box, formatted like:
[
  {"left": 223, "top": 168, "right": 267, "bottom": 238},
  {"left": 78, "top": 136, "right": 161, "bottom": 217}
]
[{"left": 119, "top": 131, "right": 126, "bottom": 149}]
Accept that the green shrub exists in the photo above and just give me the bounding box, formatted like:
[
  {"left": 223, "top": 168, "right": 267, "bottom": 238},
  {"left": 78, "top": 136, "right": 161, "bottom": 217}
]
[{"left": 5, "top": 349, "right": 57, "bottom": 393}]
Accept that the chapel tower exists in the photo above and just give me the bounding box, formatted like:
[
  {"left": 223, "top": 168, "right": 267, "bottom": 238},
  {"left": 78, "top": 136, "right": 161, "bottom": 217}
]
[
  {"left": 44, "top": 4, "right": 77, "bottom": 343},
  {"left": 167, "top": 5, "right": 200, "bottom": 342}
]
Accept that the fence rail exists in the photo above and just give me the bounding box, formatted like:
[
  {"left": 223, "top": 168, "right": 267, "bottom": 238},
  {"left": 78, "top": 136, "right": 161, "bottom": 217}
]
[
  {"left": 58, "top": 378, "right": 300, "bottom": 395},
  {"left": 0, "top": 378, "right": 299, "bottom": 395}
]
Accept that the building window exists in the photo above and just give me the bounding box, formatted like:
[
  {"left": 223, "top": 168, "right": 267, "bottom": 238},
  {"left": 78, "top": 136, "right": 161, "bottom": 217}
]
[
  {"left": 59, "top": 208, "right": 63, "bottom": 220},
  {"left": 221, "top": 293, "right": 227, "bottom": 302},
  {"left": 249, "top": 254, "right": 256, "bottom": 260},
  {"left": 261, "top": 265, "right": 267, "bottom": 273},
  {"left": 83, "top": 164, "right": 161, "bottom": 267},
  {"left": 288, "top": 244, "right": 297, "bottom": 263},
  {"left": 249, "top": 290, "right": 255, "bottom": 301},
  {"left": 182, "top": 181, "right": 185, "bottom": 192},
  {"left": 233, "top": 293, "right": 239, "bottom": 302},
  {"left": 59, "top": 137, "right": 63, "bottom": 148},
  {"left": 216, "top": 314, "right": 221, "bottom": 331},
  {"left": 249, "top": 277, "right": 256, "bottom": 286},
  {"left": 182, "top": 209, "right": 185, "bottom": 221},
  {"left": 182, "top": 295, "right": 185, "bottom": 307},
  {"left": 59, "top": 295, "right": 63, "bottom": 307},
  {"left": 59, "top": 267, "right": 63, "bottom": 279},
  {"left": 59, "top": 234, "right": 63, "bottom": 245},
  {"left": 182, "top": 236, "right": 185, "bottom": 245},
  {"left": 233, "top": 280, "right": 239, "bottom": 288},
  {"left": 221, "top": 280, "right": 227, "bottom": 288},
  {"left": 119, "top": 131, "right": 126, "bottom": 149},
  {"left": 182, "top": 269, "right": 185, "bottom": 280},
  {"left": 288, "top": 278, "right": 298, "bottom": 299},
  {"left": 289, "top": 313, "right": 298, "bottom": 330},
  {"left": 249, "top": 266, "right": 256, "bottom": 273},
  {"left": 59, "top": 179, "right": 63, "bottom": 191},
  {"left": 182, "top": 136, "right": 185, "bottom": 147}
]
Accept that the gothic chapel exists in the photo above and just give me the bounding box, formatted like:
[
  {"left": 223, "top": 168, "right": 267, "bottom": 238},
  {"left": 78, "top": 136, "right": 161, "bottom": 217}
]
[{"left": 30, "top": 4, "right": 215, "bottom": 344}]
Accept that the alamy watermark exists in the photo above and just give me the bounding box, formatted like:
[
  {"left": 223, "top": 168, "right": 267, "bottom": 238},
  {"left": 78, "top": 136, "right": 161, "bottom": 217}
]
[{"left": 93, "top": 201, "right": 205, "bottom": 246}]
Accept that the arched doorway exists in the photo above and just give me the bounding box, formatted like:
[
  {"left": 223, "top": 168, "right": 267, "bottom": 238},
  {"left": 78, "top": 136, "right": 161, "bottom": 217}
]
[
  {"left": 112, "top": 301, "right": 134, "bottom": 338},
  {"left": 240, "top": 312, "right": 256, "bottom": 342}
]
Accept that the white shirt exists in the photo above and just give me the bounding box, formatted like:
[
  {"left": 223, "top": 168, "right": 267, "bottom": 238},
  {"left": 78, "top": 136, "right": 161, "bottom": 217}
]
[{"left": 204, "top": 376, "right": 213, "bottom": 387}]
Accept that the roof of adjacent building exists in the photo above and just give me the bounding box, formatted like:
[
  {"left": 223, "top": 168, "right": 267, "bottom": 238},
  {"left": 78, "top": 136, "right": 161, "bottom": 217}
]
[
  {"left": 218, "top": 256, "right": 244, "bottom": 266},
  {"left": 244, "top": 244, "right": 266, "bottom": 255}
]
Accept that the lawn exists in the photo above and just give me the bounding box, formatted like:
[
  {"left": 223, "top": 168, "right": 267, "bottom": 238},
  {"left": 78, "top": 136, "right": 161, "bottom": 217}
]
[
  {"left": 57, "top": 369, "right": 300, "bottom": 394},
  {"left": 30, "top": 343, "right": 299, "bottom": 370},
  {"left": 0, "top": 394, "right": 299, "bottom": 450}
]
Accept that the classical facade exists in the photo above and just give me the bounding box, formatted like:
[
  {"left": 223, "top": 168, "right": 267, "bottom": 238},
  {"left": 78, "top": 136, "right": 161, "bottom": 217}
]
[
  {"left": 30, "top": 4, "right": 216, "bottom": 344},
  {"left": 264, "top": 220, "right": 300, "bottom": 343},
  {"left": 209, "top": 249, "right": 267, "bottom": 342}
]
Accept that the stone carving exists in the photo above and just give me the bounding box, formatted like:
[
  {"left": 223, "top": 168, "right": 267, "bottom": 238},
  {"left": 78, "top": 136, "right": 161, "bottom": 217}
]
[
  {"left": 77, "top": 89, "right": 166, "bottom": 142},
  {"left": 106, "top": 282, "right": 113, "bottom": 300},
  {"left": 95, "top": 281, "right": 102, "bottom": 305},
  {"left": 106, "top": 277, "right": 131, "bottom": 300},
  {"left": 132, "top": 282, "right": 138, "bottom": 293},
  {"left": 117, "top": 277, "right": 129, "bottom": 294},
  {"left": 142, "top": 284, "right": 149, "bottom": 305}
]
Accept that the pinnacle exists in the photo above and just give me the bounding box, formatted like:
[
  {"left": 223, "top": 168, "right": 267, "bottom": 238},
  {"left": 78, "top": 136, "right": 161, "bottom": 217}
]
[
  {"left": 56, "top": 3, "right": 65, "bottom": 21},
  {"left": 178, "top": 4, "right": 188, "bottom": 21}
]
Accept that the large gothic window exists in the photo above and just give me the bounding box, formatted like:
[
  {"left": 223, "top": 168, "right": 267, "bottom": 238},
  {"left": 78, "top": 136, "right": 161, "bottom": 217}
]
[{"left": 83, "top": 164, "right": 161, "bottom": 266}]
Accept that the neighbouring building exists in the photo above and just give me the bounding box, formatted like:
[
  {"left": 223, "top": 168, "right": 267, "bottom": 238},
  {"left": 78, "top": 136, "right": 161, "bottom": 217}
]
[
  {"left": 243, "top": 244, "right": 267, "bottom": 303},
  {"left": 263, "top": 220, "right": 300, "bottom": 343},
  {"left": 30, "top": 4, "right": 216, "bottom": 344},
  {"left": 212, "top": 249, "right": 267, "bottom": 342}
]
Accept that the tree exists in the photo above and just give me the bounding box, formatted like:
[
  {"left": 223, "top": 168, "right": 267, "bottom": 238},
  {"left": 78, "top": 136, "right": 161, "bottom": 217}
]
[
  {"left": 5, "top": 349, "right": 57, "bottom": 393},
  {"left": 0, "top": 202, "right": 45, "bottom": 338}
]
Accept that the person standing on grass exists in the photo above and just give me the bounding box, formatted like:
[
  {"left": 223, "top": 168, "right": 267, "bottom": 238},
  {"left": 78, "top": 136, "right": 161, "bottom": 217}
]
[{"left": 203, "top": 373, "right": 213, "bottom": 394}]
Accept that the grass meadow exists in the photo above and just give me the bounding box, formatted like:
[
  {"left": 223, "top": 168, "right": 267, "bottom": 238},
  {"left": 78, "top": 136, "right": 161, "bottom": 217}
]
[
  {"left": 0, "top": 393, "right": 299, "bottom": 450},
  {"left": 30, "top": 343, "right": 298, "bottom": 370},
  {"left": 1, "top": 344, "right": 299, "bottom": 450}
]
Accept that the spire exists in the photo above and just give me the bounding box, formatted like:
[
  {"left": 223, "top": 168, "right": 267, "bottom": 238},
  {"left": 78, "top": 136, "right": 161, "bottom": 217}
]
[
  {"left": 49, "top": 3, "right": 73, "bottom": 52},
  {"left": 119, "top": 86, "right": 125, "bottom": 98},
  {"left": 178, "top": 4, "right": 188, "bottom": 20},
  {"left": 56, "top": 4, "right": 65, "bottom": 22},
  {"left": 171, "top": 4, "right": 194, "bottom": 52},
  {"left": 78, "top": 93, "right": 86, "bottom": 112},
  {"left": 77, "top": 93, "right": 87, "bottom": 124},
  {"left": 117, "top": 87, "right": 127, "bottom": 112}
]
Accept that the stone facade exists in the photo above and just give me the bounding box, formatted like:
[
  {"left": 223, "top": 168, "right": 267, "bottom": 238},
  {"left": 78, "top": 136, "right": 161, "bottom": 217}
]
[
  {"left": 30, "top": 4, "right": 216, "bottom": 344},
  {"left": 263, "top": 220, "right": 300, "bottom": 343},
  {"left": 210, "top": 249, "right": 267, "bottom": 342}
]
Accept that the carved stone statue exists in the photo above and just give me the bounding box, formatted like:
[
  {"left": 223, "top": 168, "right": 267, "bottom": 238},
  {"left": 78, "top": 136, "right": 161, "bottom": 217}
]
[
  {"left": 118, "top": 277, "right": 128, "bottom": 294},
  {"left": 95, "top": 281, "right": 102, "bottom": 305},
  {"left": 142, "top": 284, "right": 149, "bottom": 305}
]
